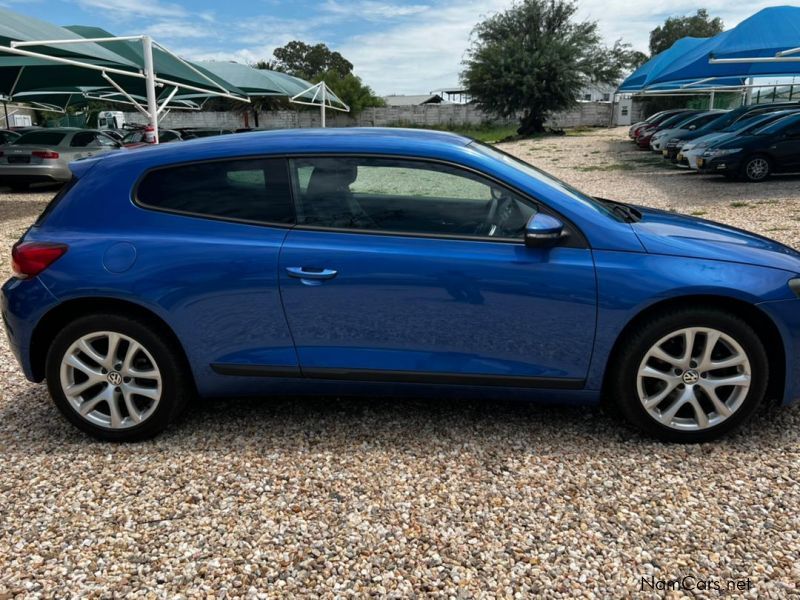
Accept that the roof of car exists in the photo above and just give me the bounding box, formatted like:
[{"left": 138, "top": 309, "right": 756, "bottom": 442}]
[{"left": 95, "top": 127, "right": 474, "bottom": 170}]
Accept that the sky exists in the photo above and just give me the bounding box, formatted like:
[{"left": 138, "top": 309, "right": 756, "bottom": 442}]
[{"left": 0, "top": 0, "right": 788, "bottom": 95}]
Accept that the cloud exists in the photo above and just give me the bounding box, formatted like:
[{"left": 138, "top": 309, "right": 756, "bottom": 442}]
[
  {"left": 73, "top": 0, "right": 186, "bottom": 19},
  {"left": 334, "top": 0, "right": 512, "bottom": 95},
  {"left": 145, "top": 21, "right": 216, "bottom": 40},
  {"left": 321, "top": 0, "right": 430, "bottom": 21}
]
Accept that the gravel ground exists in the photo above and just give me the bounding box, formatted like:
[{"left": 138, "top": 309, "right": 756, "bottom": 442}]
[{"left": 0, "top": 130, "right": 799, "bottom": 598}]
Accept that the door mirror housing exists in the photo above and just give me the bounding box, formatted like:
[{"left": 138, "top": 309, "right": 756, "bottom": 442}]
[{"left": 524, "top": 213, "right": 565, "bottom": 248}]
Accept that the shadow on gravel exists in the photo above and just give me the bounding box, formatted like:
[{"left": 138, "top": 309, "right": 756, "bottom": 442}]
[{"left": 3, "top": 382, "right": 796, "bottom": 455}]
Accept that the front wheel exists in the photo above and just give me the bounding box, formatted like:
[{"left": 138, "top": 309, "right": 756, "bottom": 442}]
[
  {"left": 742, "top": 155, "right": 771, "bottom": 182},
  {"left": 45, "top": 313, "right": 191, "bottom": 441},
  {"left": 611, "top": 308, "right": 768, "bottom": 442}
]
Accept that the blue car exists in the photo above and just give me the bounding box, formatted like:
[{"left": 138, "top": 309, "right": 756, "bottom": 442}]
[{"left": 4, "top": 128, "right": 800, "bottom": 442}]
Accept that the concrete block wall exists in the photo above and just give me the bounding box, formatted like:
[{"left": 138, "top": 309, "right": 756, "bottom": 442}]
[{"left": 123, "top": 102, "right": 613, "bottom": 131}]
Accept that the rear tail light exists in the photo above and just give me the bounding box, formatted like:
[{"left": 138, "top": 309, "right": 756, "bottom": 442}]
[
  {"left": 32, "top": 151, "right": 59, "bottom": 159},
  {"left": 11, "top": 242, "right": 68, "bottom": 279}
]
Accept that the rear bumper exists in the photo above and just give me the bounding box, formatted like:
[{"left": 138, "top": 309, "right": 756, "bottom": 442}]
[
  {"left": 0, "top": 164, "right": 71, "bottom": 183},
  {"left": 1, "top": 277, "right": 59, "bottom": 382}
]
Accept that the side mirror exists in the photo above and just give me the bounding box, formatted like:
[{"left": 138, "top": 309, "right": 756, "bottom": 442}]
[
  {"left": 689, "top": 124, "right": 696, "bottom": 130},
  {"left": 525, "top": 213, "right": 565, "bottom": 248}
]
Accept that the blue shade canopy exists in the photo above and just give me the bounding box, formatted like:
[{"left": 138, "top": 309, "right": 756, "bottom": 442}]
[
  {"left": 648, "top": 6, "right": 800, "bottom": 87},
  {"left": 617, "top": 37, "right": 708, "bottom": 92}
]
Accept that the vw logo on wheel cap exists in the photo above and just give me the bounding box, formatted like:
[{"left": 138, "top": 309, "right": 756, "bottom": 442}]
[
  {"left": 107, "top": 371, "right": 123, "bottom": 386},
  {"left": 682, "top": 370, "right": 700, "bottom": 384}
]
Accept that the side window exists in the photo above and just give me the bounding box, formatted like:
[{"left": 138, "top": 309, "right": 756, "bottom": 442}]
[
  {"left": 290, "top": 157, "right": 536, "bottom": 239},
  {"left": 137, "top": 158, "right": 294, "bottom": 225}
]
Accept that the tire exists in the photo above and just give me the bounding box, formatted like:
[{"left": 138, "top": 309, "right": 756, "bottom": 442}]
[
  {"left": 610, "top": 308, "right": 768, "bottom": 443},
  {"left": 45, "top": 313, "right": 191, "bottom": 441},
  {"left": 741, "top": 155, "right": 771, "bottom": 182}
]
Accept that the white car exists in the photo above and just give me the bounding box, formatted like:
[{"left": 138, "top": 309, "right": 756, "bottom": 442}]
[{"left": 678, "top": 109, "right": 800, "bottom": 169}]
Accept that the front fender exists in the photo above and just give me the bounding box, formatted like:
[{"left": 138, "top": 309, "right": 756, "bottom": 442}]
[{"left": 586, "top": 251, "right": 797, "bottom": 391}]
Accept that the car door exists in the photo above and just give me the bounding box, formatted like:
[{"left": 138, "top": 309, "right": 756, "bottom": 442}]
[
  {"left": 770, "top": 124, "right": 800, "bottom": 170},
  {"left": 278, "top": 156, "right": 597, "bottom": 386},
  {"left": 132, "top": 157, "right": 299, "bottom": 381}
]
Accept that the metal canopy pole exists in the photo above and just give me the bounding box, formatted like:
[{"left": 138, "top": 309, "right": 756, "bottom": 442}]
[
  {"left": 320, "top": 83, "right": 326, "bottom": 128},
  {"left": 2, "top": 100, "right": 8, "bottom": 128},
  {"left": 709, "top": 90, "right": 715, "bottom": 109},
  {"left": 142, "top": 36, "right": 159, "bottom": 143}
]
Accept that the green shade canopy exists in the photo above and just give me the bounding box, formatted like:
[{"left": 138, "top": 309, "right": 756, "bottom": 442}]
[
  {"left": 0, "top": 7, "right": 137, "bottom": 66},
  {"left": 64, "top": 26, "right": 245, "bottom": 99},
  {"left": 0, "top": 10, "right": 246, "bottom": 106}
]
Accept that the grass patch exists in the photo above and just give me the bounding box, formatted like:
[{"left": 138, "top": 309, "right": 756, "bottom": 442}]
[
  {"left": 564, "top": 126, "right": 595, "bottom": 137},
  {"left": 690, "top": 211, "right": 707, "bottom": 216},
  {"left": 730, "top": 202, "right": 750, "bottom": 208}
]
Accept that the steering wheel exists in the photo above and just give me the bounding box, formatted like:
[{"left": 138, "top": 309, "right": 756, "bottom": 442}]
[{"left": 477, "top": 187, "right": 520, "bottom": 237}]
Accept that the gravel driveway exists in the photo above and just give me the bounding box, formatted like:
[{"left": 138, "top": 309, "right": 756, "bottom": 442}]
[{"left": 1, "top": 130, "right": 799, "bottom": 598}]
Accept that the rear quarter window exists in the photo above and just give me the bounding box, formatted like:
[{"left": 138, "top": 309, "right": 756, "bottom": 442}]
[{"left": 136, "top": 158, "right": 295, "bottom": 225}]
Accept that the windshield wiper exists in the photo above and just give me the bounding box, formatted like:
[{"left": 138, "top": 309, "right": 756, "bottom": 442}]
[{"left": 593, "top": 197, "right": 642, "bottom": 223}]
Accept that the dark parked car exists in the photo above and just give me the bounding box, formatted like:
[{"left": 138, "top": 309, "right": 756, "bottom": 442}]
[
  {"left": 663, "top": 102, "right": 800, "bottom": 161},
  {"left": 5, "top": 128, "right": 800, "bottom": 443},
  {"left": 698, "top": 113, "right": 800, "bottom": 181}
]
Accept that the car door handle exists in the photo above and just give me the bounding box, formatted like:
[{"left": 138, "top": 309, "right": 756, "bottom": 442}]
[{"left": 285, "top": 267, "right": 338, "bottom": 281}]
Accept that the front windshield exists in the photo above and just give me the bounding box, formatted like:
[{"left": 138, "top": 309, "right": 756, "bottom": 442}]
[
  {"left": 753, "top": 114, "right": 800, "bottom": 135},
  {"left": 471, "top": 142, "right": 623, "bottom": 221}
]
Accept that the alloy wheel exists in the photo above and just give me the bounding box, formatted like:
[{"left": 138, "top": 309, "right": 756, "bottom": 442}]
[
  {"left": 745, "top": 157, "right": 769, "bottom": 181},
  {"left": 636, "top": 327, "right": 751, "bottom": 432},
  {"left": 59, "top": 331, "right": 162, "bottom": 429}
]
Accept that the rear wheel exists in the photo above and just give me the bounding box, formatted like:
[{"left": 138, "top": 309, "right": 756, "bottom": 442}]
[
  {"left": 45, "top": 313, "right": 191, "bottom": 441},
  {"left": 742, "top": 155, "right": 771, "bottom": 182},
  {"left": 611, "top": 308, "right": 768, "bottom": 442}
]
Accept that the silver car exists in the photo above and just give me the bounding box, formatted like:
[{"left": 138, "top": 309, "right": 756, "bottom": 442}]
[{"left": 0, "top": 128, "right": 121, "bottom": 190}]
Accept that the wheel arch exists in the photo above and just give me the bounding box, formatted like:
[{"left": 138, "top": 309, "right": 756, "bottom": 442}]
[
  {"left": 603, "top": 294, "right": 786, "bottom": 404},
  {"left": 29, "top": 296, "right": 192, "bottom": 385}
]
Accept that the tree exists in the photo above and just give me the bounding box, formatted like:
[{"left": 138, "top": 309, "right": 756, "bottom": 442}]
[
  {"left": 610, "top": 39, "right": 648, "bottom": 72},
  {"left": 649, "top": 9, "right": 723, "bottom": 56},
  {"left": 462, "top": 0, "right": 630, "bottom": 135},
  {"left": 272, "top": 41, "right": 353, "bottom": 80},
  {"left": 314, "top": 70, "right": 385, "bottom": 113}
]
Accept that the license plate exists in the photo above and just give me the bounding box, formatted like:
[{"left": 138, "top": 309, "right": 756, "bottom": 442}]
[
  {"left": 697, "top": 158, "right": 704, "bottom": 168},
  {"left": 7, "top": 156, "right": 30, "bottom": 164},
  {"left": 677, "top": 153, "right": 684, "bottom": 162}
]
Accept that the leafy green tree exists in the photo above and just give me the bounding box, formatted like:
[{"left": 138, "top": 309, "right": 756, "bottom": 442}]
[
  {"left": 610, "top": 39, "right": 648, "bottom": 71},
  {"left": 272, "top": 41, "right": 353, "bottom": 80},
  {"left": 462, "top": 0, "right": 629, "bottom": 135},
  {"left": 313, "top": 70, "right": 385, "bottom": 113},
  {"left": 649, "top": 9, "right": 724, "bottom": 56}
]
